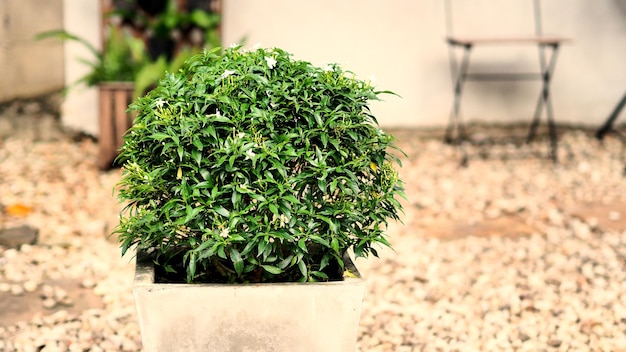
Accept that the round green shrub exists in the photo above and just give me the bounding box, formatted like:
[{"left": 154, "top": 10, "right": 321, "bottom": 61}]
[{"left": 115, "top": 45, "right": 404, "bottom": 283}]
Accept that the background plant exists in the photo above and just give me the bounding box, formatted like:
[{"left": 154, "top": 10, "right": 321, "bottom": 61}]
[
  {"left": 35, "top": 27, "right": 147, "bottom": 88},
  {"left": 35, "top": 0, "right": 220, "bottom": 98},
  {"left": 115, "top": 46, "right": 405, "bottom": 284}
]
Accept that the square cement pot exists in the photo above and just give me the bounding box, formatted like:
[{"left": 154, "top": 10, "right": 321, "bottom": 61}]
[{"left": 133, "top": 252, "right": 366, "bottom": 352}]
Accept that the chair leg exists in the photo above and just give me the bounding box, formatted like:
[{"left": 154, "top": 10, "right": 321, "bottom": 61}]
[
  {"left": 527, "top": 92, "right": 544, "bottom": 143},
  {"left": 546, "top": 92, "right": 558, "bottom": 163},
  {"left": 596, "top": 91, "right": 626, "bottom": 140},
  {"left": 527, "top": 44, "right": 561, "bottom": 163},
  {"left": 445, "top": 44, "right": 472, "bottom": 166}
]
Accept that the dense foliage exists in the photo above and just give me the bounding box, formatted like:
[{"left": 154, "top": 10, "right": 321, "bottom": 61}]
[{"left": 115, "top": 46, "right": 405, "bottom": 283}]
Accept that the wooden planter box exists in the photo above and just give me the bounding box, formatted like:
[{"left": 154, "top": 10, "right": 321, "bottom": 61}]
[
  {"left": 97, "top": 82, "right": 135, "bottom": 170},
  {"left": 133, "top": 251, "right": 366, "bottom": 352}
]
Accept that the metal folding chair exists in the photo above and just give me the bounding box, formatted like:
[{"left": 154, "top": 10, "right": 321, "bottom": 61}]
[{"left": 444, "top": 0, "right": 571, "bottom": 165}]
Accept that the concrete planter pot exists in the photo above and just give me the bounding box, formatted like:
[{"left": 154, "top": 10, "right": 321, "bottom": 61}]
[{"left": 133, "top": 251, "right": 366, "bottom": 352}]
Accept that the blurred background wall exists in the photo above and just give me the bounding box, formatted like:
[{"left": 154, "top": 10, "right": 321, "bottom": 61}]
[
  {"left": 0, "top": 0, "right": 65, "bottom": 101},
  {"left": 1, "top": 0, "right": 625, "bottom": 132},
  {"left": 222, "top": 0, "right": 626, "bottom": 128}
]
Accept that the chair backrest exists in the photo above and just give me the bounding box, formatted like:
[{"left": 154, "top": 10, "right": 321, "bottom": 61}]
[{"left": 444, "top": 0, "right": 544, "bottom": 38}]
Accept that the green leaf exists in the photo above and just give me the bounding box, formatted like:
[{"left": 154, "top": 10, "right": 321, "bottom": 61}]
[
  {"left": 187, "top": 251, "right": 197, "bottom": 282},
  {"left": 277, "top": 255, "right": 293, "bottom": 269},
  {"left": 311, "top": 271, "right": 328, "bottom": 280},
  {"left": 320, "top": 254, "right": 330, "bottom": 271},
  {"left": 268, "top": 203, "right": 279, "bottom": 216},
  {"left": 320, "top": 132, "right": 328, "bottom": 148},
  {"left": 214, "top": 116, "right": 232, "bottom": 124},
  {"left": 214, "top": 206, "right": 230, "bottom": 218},
  {"left": 184, "top": 205, "right": 203, "bottom": 223},
  {"left": 298, "top": 259, "right": 307, "bottom": 278},
  {"left": 309, "top": 235, "right": 329, "bottom": 247},
  {"left": 261, "top": 265, "right": 282, "bottom": 275},
  {"left": 230, "top": 248, "right": 244, "bottom": 275},
  {"left": 150, "top": 132, "right": 171, "bottom": 141},
  {"left": 331, "top": 237, "right": 339, "bottom": 254},
  {"left": 297, "top": 238, "right": 308, "bottom": 252},
  {"left": 257, "top": 240, "right": 267, "bottom": 257}
]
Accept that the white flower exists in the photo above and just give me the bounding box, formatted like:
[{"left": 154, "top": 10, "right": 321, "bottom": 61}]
[
  {"left": 221, "top": 69, "right": 236, "bottom": 79},
  {"left": 219, "top": 228, "right": 230, "bottom": 238},
  {"left": 252, "top": 43, "right": 262, "bottom": 50},
  {"left": 237, "top": 132, "right": 246, "bottom": 139},
  {"left": 245, "top": 149, "right": 256, "bottom": 160},
  {"left": 265, "top": 56, "right": 277, "bottom": 69},
  {"left": 155, "top": 99, "right": 166, "bottom": 108},
  {"left": 323, "top": 64, "right": 334, "bottom": 72},
  {"left": 228, "top": 43, "right": 239, "bottom": 49}
]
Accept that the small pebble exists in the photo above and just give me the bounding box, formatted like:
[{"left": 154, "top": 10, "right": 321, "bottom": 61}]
[
  {"left": 23, "top": 281, "right": 38, "bottom": 292},
  {"left": 81, "top": 278, "right": 96, "bottom": 289},
  {"left": 41, "top": 285, "right": 54, "bottom": 298},
  {"left": 42, "top": 298, "right": 57, "bottom": 309},
  {"left": 10, "top": 284, "right": 24, "bottom": 296}
]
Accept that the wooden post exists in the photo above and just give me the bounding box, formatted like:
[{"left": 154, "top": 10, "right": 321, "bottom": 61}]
[{"left": 97, "top": 82, "right": 135, "bottom": 170}]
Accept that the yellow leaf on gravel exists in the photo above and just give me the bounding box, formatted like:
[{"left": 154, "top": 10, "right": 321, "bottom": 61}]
[{"left": 5, "top": 204, "right": 34, "bottom": 217}]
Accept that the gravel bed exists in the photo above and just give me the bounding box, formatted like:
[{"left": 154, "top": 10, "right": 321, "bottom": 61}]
[
  {"left": 357, "top": 128, "right": 626, "bottom": 351},
  {"left": 2, "top": 117, "right": 626, "bottom": 351}
]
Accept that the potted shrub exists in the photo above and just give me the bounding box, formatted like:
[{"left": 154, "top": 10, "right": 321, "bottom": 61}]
[{"left": 114, "top": 45, "right": 405, "bottom": 351}]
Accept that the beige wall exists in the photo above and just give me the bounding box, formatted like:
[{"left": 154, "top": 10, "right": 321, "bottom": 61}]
[
  {"left": 61, "top": 0, "right": 101, "bottom": 136},
  {"left": 0, "top": 0, "right": 65, "bottom": 101},
  {"left": 5, "top": 1, "right": 625, "bottom": 132},
  {"left": 222, "top": 0, "right": 626, "bottom": 128}
]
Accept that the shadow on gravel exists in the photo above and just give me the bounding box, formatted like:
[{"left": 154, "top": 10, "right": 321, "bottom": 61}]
[{"left": 0, "top": 278, "right": 104, "bottom": 327}]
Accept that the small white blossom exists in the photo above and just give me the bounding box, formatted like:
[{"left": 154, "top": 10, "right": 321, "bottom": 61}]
[
  {"left": 323, "top": 64, "right": 334, "bottom": 72},
  {"left": 155, "top": 99, "right": 166, "bottom": 108},
  {"left": 252, "top": 43, "right": 262, "bottom": 50},
  {"left": 265, "top": 56, "right": 277, "bottom": 69},
  {"left": 245, "top": 149, "right": 256, "bottom": 160},
  {"left": 237, "top": 132, "right": 246, "bottom": 139},
  {"left": 219, "top": 228, "right": 230, "bottom": 238},
  {"left": 221, "top": 69, "right": 236, "bottom": 79},
  {"left": 229, "top": 43, "right": 239, "bottom": 48}
]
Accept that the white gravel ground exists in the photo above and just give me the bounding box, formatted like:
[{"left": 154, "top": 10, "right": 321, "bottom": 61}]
[{"left": 2, "top": 118, "right": 626, "bottom": 351}]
